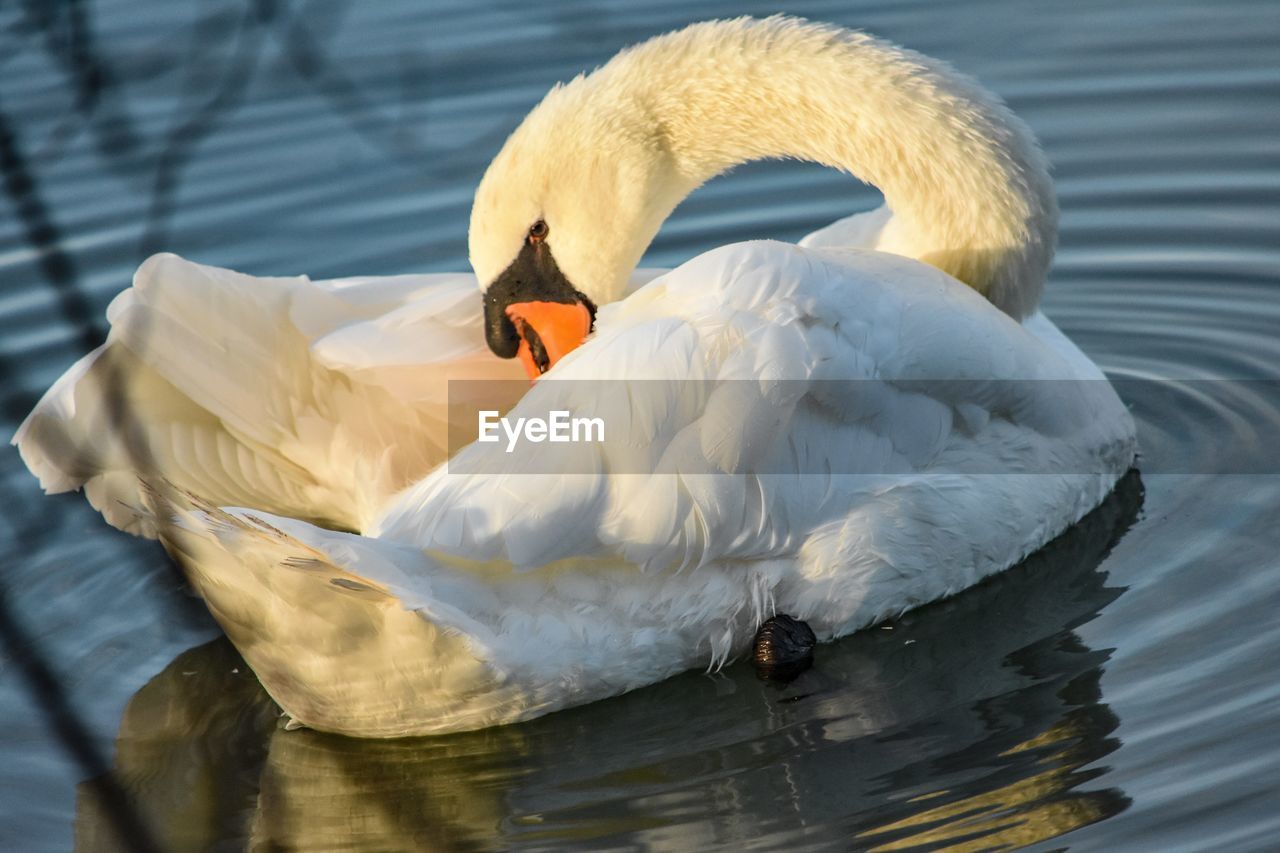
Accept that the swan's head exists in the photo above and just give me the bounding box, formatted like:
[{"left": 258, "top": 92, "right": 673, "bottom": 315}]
[{"left": 470, "top": 78, "right": 684, "bottom": 378}]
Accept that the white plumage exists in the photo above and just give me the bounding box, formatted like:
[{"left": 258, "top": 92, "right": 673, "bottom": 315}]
[{"left": 15, "top": 17, "right": 1135, "bottom": 736}]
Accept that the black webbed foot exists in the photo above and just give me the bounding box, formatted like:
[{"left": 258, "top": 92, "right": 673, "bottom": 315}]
[{"left": 752, "top": 614, "right": 817, "bottom": 681}]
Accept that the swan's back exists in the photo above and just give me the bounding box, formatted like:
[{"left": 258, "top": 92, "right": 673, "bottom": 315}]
[{"left": 373, "top": 240, "right": 1135, "bottom": 637}]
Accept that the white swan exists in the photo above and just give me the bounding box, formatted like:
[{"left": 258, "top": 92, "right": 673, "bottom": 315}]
[{"left": 15, "top": 17, "right": 1135, "bottom": 737}]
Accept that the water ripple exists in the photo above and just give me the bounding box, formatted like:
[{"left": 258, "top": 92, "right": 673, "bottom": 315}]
[{"left": 1, "top": 0, "right": 1277, "bottom": 850}]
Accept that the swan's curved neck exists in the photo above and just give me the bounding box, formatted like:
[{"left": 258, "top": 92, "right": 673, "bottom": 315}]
[{"left": 575, "top": 19, "right": 1057, "bottom": 317}]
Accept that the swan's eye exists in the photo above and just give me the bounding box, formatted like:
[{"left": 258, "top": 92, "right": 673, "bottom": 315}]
[{"left": 527, "top": 220, "right": 548, "bottom": 244}]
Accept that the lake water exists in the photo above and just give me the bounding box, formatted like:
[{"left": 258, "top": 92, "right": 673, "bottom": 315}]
[{"left": 1, "top": 0, "right": 1277, "bottom": 850}]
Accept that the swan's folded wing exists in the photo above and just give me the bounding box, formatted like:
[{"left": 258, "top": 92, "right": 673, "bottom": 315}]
[
  {"left": 13, "top": 253, "right": 523, "bottom": 536},
  {"left": 372, "top": 241, "right": 1136, "bottom": 577}
]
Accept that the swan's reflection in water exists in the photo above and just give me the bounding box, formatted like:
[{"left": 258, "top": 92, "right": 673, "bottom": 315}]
[{"left": 75, "top": 472, "right": 1143, "bottom": 851}]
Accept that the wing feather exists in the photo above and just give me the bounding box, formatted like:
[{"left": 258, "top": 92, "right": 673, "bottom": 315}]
[{"left": 13, "top": 253, "right": 524, "bottom": 536}]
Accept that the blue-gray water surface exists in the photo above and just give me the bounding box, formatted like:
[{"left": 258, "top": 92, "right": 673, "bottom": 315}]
[{"left": 1, "top": 1, "right": 1278, "bottom": 850}]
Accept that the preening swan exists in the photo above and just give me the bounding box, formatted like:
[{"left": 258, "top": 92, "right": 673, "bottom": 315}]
[{"left": 15, "top": 17, "right": 1135, "bottom": 736}]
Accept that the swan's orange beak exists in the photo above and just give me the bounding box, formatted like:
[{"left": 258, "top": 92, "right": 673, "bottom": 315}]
[{"left": 506, "top": 301, "right": 592, "bottom": 381}]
